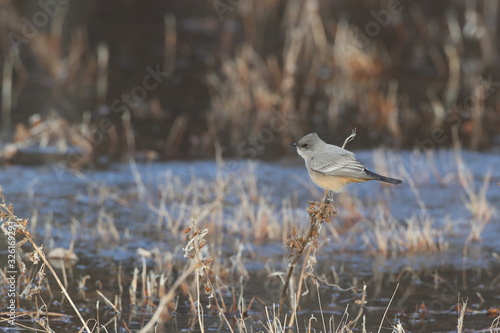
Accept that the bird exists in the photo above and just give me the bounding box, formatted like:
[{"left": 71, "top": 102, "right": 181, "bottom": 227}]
[{"left": 291, "top": 133, "right": 402, "bottom": 195}]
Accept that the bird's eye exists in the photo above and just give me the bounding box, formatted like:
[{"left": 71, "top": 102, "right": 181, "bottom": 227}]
[{"left": 301, "top": 144, "right": 308, "bottom": 148}]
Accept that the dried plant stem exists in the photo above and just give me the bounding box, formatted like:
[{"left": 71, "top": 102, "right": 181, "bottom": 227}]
[
  {"left": 279, "top": 222, "right": 314, "bottom": 313},
  {"left": 287, "top": 245, "right": 314, "bottom": 327},
  {"left": 347, "top": 283, "right": 366, "bottom": 329},
  {"left": 2, "top": 51, "right": 13, "bottom": 139},
  {"left": 96, "top": 42, "right": 109, "bottom": 105},
  {"left": 377, "top": 283, "right": 399, "bottom": 333},
  {"left": 139, "top": 262, "right": 196, "bottom": 333},
  {"left": 279, "top": 197, "right": 336, "bottom": 316},
  {"left": 457, "top": 299, "right": 467, "bottom": 333},
  {"left": 21, "top": 230, "right": 92, "bottom": 333},
  {"left": 195, "top": 272, "right": 205, "bottom": 333}
]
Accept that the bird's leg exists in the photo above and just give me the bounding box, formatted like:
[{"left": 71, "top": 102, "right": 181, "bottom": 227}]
[{"left": 324, "top": 190, "right": 334, "bottom": 204}]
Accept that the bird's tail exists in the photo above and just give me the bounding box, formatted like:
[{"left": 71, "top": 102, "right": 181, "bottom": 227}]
[{"left": 364, "top": 169, "right": 403, "bottom": 185}]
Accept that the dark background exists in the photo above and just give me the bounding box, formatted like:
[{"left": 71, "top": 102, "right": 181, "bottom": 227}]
[{"left": 1, "top": 0, "right": 499, "bottom": 162}]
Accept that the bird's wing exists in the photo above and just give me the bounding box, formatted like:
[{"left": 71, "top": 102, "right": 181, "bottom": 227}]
[{"left": 309, "top": 151, "right": 368, "bottom": 178}]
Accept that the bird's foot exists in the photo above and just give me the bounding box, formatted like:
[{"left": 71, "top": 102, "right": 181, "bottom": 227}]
[{"left": 324, "top": 190, "right": 334, "bottom": 204}]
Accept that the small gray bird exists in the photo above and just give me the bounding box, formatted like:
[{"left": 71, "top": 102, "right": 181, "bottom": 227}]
[{"left": 291, "top": 133, "right": 402, "bottom": 193}]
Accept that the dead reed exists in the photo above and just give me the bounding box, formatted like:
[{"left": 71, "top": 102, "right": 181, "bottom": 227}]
[
  {"left": 206, "top": 0, "right": 500, "bottom": 156},
  {"left": 2, "top": 1, "right": 500, "bottom": 161},
  {"left": 279, "top": 197, "right": 336, "bottom": 314},
  {"left": 0, "top": 186, "right": 91, "bottom": 332}
]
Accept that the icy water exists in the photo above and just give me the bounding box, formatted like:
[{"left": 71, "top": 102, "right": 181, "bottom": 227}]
[{"left": 0, "top": 149, "right": 499, "bottom": 332}]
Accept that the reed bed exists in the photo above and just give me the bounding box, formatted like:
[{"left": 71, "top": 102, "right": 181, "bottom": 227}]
[
  {"left": 1, "top": 1, "right": 500, "bottom": 161},
  {"left": 206, "top": 0, "right": 500, "bottom": 156}
]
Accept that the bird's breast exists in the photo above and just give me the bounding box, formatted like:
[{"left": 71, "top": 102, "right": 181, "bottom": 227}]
[{"left": 309, "top": 169, "right": 365, "bottom": 192}]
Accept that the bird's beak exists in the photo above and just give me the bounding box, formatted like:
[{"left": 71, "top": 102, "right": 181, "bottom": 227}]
[{"left": 290, "top": 142, "right": 297, "bottom": 147}]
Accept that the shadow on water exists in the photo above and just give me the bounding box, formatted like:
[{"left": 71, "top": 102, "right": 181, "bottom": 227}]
[{"left": 0, "top": 149, "right": 499, "bottom": 331}]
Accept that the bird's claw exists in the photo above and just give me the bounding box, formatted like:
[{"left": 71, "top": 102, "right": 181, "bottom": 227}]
[{"left": 324, "top": 190, "right": 334, "bottom": 204}]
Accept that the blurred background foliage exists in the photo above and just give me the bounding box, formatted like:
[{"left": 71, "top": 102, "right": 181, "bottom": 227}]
[{"left": 0, "top": 0, "right": 499, "bottom": 163}]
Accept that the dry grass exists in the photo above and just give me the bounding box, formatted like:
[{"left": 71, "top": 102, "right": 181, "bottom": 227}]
[
  {"left": 358, "top": 210, "right": 450, "bottom": 257},
  {"left": 0, "top": 112, "right": 94, "bottom": 166},
  {"left": 0, "top": 145, "right": 498, "bottom": 332},
  {"left": 146, "top": 161, "right": 297, "bottom": 244},
  {"left": 206, "top": 0, "right": 500, "bottom": 156},
  {"left": 1, "top": 1, "right": 499, "bottom": 160},
  {"left": 455, "top": 150, "right": 496, "bottom": 244},
  {"left": 0, "top": 187, "right": 92, "bottom": 333}
]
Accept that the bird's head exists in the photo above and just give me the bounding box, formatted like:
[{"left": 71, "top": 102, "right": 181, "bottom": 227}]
[{"left": 290, "top": 132, "right": 321, "bottom": 159}]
